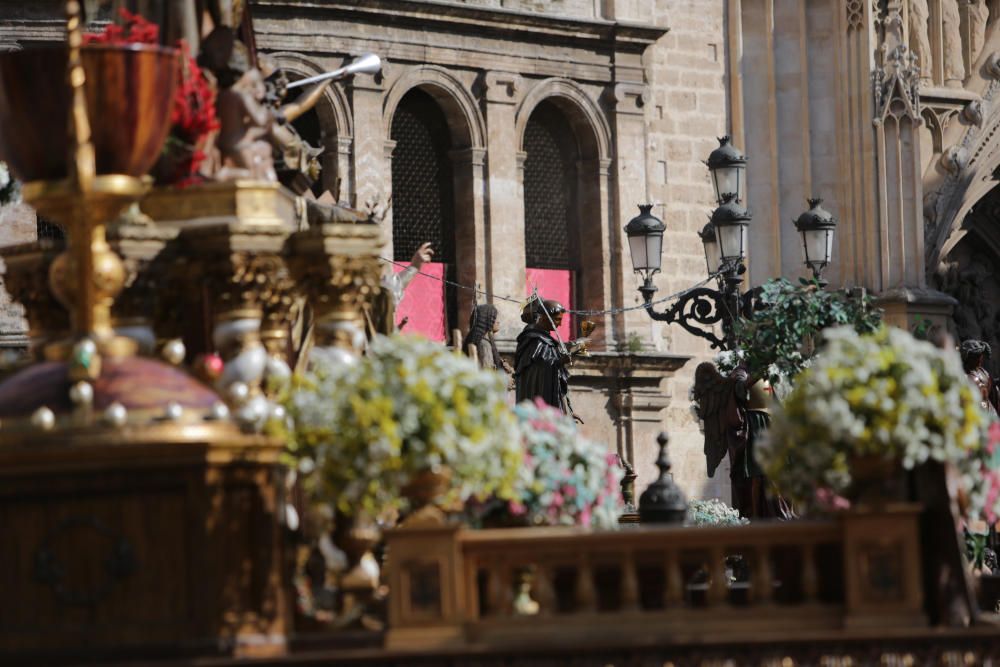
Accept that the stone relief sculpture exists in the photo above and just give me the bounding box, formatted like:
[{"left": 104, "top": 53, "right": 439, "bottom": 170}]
[
  {"left": 942, "top": 0, "right": 966, "bottom": 85},
  {"left": 970, "top": 0, "right": 991, "bottom": 66},
  {"left": 910, "top": 0, "right": 933, "bottom": 82}
]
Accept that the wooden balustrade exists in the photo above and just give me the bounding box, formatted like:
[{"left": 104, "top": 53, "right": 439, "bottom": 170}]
[{"left": 384, "top": 504, "right": 927, "bottom": 650}]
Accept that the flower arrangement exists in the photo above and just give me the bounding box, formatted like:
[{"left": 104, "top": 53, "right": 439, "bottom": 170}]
[
  {"left": 759, "top": 325, "right": 997, "bottom": 520},
  {"left": 479, "top": 399, "right": 620, "bottom": 529},
  {"left": 86, "top": 9, "right": 219, "bottom": 185},
  {"left": 686, "top": 498, "right": 748, "bottom": 527},
  {"left": 279, "top": 334, "right": 522, "bottom": 518}
]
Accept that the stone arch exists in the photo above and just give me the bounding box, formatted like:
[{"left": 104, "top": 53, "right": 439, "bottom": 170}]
[
  {"left": 267, "top": 52, "right": 353, "bottom": 200},
  {"left": 383, "top": 66, "right": 487, "bottom": 339},
  {"left": 383, "top": 65, "right": 485, "bottom": 150},
  {"left": 268, "top": 52, "right": 353, "bottom": 139},
  {"left": 516, "top": 79, "right": 612, "bottom": 334},
  {"left": 515, "top": 78, "right": 611, "bottom": 161},
  {"left": 926, "top": 96, "right": 1000, "bottom": 374}
]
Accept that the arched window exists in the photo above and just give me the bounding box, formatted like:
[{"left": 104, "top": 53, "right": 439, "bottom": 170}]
[
  {"left": 390, "top": 88, "right": 456, "bottom": 340},
  {"left": 524, "top": 101, "right": 579, "bottom": 339},
  {"left": 290, "top": 107, "right": 327, "bottom": 198}
]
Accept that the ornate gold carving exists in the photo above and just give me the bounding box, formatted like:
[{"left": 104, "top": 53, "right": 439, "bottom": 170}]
[{"left": 286, "top": 223, "right": 383, "bottom": 350}]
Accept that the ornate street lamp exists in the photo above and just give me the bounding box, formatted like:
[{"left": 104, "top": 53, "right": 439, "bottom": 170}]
[
  {"left": 793, "top": 197, "right": 837, "bottom": 286},
  {"left": 698, "top": 221, "right": 720, "bottom": 275},
  {"left": 627, "top": 139, "right": 758, "bottom": 350},
  {"left": 710, "top": 192, "right": 751, "bottom": 267},
  {"left": 624, "top": 204, "right": 665, "bottom": 283},
  {"left": 705, "top": 135, "right": 746, "bottom": 205}
]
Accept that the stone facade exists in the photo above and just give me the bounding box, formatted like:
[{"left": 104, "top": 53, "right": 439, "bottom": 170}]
[{"left": 7, "top": 0, "right": 1000, "bottom": 502}]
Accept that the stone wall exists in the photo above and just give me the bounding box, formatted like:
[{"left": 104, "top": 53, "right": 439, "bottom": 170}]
[
  {"left": 0, "top": 0, "right": 735, "bottom": 501},
  {"left": 641, "top": 0, "right": 731, "bottom": 500},
  {"left": 453, "top": 0, "right": 597, "bottom": 18}
]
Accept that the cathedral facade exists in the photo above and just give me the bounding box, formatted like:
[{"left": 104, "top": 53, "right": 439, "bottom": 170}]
[{"left": 1, "top": 0, "right": 999, "bottom": 500}]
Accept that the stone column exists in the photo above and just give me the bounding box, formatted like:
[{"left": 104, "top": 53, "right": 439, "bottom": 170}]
[
  {"left": 482, "top": 71, "right": 526, "bottom": 345},
  {"left": 349, "top": 69, "right": 389, "bottom": 242},
  {"left": 871, "top": 2, "right": 957, "bottom": 329},
  {"left": 741, "top": 0, "right": 782, "bottom": 284},
  {"left": 450, "top": 147, "right": 488, "bottom": 328},
  {"left": 609, "top": 82, "right": 650, "bottom": 350}
]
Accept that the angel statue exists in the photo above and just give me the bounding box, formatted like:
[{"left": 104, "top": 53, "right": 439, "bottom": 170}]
[{"left": 691, "top": 362, "right": 793, "bottom": 520}]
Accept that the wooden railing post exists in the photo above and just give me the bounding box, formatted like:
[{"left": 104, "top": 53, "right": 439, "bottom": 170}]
[
  {"left": 841, "top": 504, "right": 927, "bottom": 629},
  {"left": 534, "top": 560, "right": 557, "bottom": 616},
  {"left": 751, "top": 545, "right": 773, "bottom": 605},
  {"left": 621, "top": 551, "right": 640, "bottom": 612},
  {"left": 707, "top": 547, "right": 728, "bottom": 606},
  {"left": 664, "top": 549, "right": 684, "bottom": 608},
  {"left": 801, "top": 543, "right": 819, "bottom": 603},
  {"left": 384, "top": 522, "right": 465, "bottom": 649},
  {"left": 575, "top": 556, "right": 597, "bottom": 613}
]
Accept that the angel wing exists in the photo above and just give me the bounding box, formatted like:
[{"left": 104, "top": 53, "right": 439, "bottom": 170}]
[{"left": 691, "top": 361, "right": 743, "bottom": 478}]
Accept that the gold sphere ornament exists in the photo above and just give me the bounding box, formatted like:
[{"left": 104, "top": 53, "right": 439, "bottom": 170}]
[{"left": 31, "top": 407, "right": 56, "bottom": 431}]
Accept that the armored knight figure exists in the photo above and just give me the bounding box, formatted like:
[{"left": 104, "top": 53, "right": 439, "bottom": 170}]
[
  {"left": 961, "top": 339, "right": 999, "bottom": 417},
  {"left": 513, "top": 297, "right": 586, "bottom": 421}
]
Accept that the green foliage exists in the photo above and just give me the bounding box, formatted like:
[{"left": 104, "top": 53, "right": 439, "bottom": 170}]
[
  {"left": 729, "top": 277, "right": 882, "bottom": 390},
  {"left": 616, "top": 332, "right": 643, "bottom": 354}
]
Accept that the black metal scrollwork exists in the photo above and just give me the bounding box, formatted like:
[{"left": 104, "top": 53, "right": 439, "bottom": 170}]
[
  {"left": 641, "top": 276, "right": 765, "bottom": 351},
  {"left": 34, "top": 515, "right": 137, "bottom": 607}
]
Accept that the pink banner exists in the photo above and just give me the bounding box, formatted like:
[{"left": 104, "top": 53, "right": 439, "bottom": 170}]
[
  {"left": 395, "top": 262, "right": 446, "bottom": 342},
  {"left": 525, "top": 268, "right": 572, "bottom": 341}
]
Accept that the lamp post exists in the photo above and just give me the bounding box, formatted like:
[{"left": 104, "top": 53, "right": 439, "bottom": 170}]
[
  {"left": 625, "top": 139, "right": 837, "bottom": 350},
  {"left": 626, "top": 197, "right": 754, "bottom": 351},
  {"left": 705, "top": 135, "right": 746, "bottom": 205},
  {"left": 792, "top": 198, "right": 837, "bottom": 287}
]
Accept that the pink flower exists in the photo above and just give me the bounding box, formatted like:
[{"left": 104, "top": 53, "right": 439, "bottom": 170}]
[
  {"left": 529, "top": 418, "right": 557, "bottom": 434},
  {"left": 562, "top": 484, "right": 577, "bottom": 499},
  {"left": 815, "top": 487, "right": 851, "bottom": 511},
  {"left": 579, "top": 506, "right": 592, "bottom": 527},
  {"left": 550, "top": 492, "right": 564, "bottom": 508},
  {"left": 509, "top": 500, "right": 527, "bottom": 516},
  {"left": 988, "top": 421, "right": 1000, "bottom": 454}
]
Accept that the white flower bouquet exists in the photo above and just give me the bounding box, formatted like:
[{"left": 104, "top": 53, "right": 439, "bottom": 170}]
[
  {"left": 686, "top": 498, "right": 748, "bottom": 526},
  {"left": 759, "top": 326, "right": 995, "bottom": 518},
  {"left": 278, "top": 334, "right": 522, "bottom": 517}
]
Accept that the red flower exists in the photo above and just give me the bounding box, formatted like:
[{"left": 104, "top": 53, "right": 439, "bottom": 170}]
[{"left": 85, "top": 10, "right": 219, "bottom": 186}]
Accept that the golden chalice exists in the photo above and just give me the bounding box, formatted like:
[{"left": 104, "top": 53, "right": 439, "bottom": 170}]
[{"left": 0, "top": 2, "right": 178, "bottom": 364}]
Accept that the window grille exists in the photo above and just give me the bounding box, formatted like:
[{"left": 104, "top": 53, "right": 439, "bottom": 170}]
[
  {"left": 524, "top": 102, "right": 575, "bottom": 271},
  {"left": 390, "top": 88, "right": 455, "bottom": 264}
]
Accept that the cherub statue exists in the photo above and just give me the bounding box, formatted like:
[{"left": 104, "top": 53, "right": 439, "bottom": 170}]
[
  {"left": 691, "top": 361, "right": 792, "bottom": 519},
  {"left": 200, "top": 29, "right": 277, "bottom": 181}
]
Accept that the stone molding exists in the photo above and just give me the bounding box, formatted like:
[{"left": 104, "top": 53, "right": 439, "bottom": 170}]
[
  {"left": 383, "top": 64, "right": 487, "bottom": 150},
  {"left": 251, "top": 0, "right": 668, "bottom": 55},
  {"left": 609, "top": 82, "right": 649, "bottom": 116},
  {"left": 482, "top": 71, "right": 522, "bottom": 105},
  {"left": 514, "top": 78, "right": 612, "bottom": 160},
  {"left": 267, "top": 51, "right": 355, "bottom": 141}
]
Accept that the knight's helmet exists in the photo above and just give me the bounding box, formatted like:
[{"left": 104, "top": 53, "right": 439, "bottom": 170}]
[
  {"left": 520, "top": 296, "right": 566, "bottom": 325},
  {"left": 746, "top": 379, "right": 774, "bottom": 413}
]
